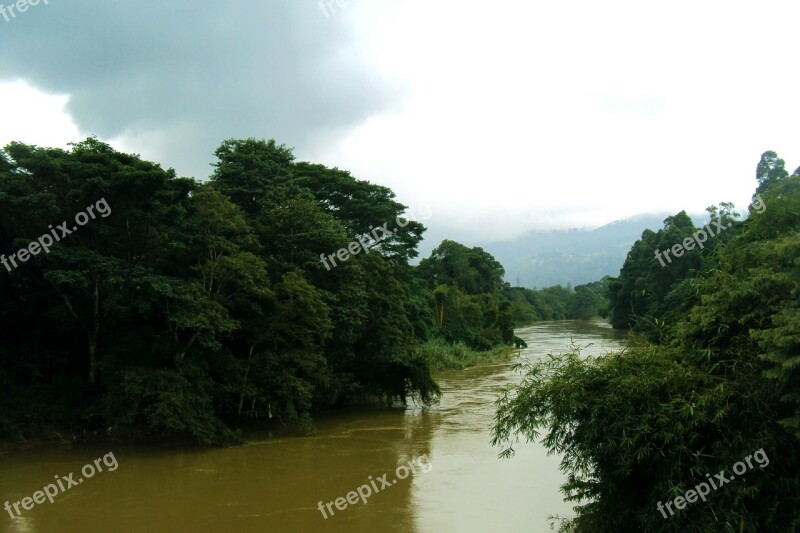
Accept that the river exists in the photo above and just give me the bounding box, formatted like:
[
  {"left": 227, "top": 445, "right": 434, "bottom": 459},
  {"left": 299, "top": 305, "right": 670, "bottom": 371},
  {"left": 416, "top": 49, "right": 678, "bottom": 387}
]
[{"left": 0, "top": 321, "right": 626, "bottom": 533}]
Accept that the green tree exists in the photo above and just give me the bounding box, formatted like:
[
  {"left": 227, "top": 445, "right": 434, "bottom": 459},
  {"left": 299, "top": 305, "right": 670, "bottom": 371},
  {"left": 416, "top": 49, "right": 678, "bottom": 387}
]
[{"left": 495, "top": 153, "right": 800, "bottom": 532}]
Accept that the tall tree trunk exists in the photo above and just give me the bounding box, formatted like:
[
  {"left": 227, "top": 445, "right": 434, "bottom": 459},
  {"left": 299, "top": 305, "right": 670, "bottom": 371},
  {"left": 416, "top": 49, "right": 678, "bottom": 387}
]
[
  {"left": 237, "top": 344, "right": 255, "bottom": 417},
  {"left": 51, "top": 279, "right": 101, "bottom": 385},
  {"left": 174, "top": 328, "right": 200, "bottom": 369},
  {"left": 88, "top": 277, "right": 100, "bottom": 384}
]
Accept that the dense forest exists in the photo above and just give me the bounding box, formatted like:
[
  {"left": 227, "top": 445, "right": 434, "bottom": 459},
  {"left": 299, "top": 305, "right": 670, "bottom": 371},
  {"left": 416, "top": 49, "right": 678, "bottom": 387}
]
[
  {"left": 494, "top": 151, "right": 800, "bottom": 532},
  {"left": 0, "top": 137, "right": 605, "bottom": 447}
]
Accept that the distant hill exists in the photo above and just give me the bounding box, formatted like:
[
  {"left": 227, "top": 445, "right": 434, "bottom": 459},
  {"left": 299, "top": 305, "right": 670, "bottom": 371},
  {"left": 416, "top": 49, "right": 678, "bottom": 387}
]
[{"left": 481, "top": 213, "right": 700, "bottom": 288}]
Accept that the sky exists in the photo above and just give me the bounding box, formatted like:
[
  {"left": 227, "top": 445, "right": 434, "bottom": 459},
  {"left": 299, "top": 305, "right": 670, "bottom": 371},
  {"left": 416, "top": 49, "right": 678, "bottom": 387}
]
[{"left": 1, "top": 0, "right": 799, "bottom": 248}]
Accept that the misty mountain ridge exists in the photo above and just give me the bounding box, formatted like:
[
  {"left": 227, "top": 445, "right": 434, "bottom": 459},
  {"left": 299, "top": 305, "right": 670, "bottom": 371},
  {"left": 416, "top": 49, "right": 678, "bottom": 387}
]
[{"left": 482, "top": 212, "right": 709, "bottom": 288}]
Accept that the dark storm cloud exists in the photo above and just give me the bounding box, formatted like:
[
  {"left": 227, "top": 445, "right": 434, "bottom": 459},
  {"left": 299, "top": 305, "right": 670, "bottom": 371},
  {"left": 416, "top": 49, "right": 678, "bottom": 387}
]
[{"left": 0, "top": 1, "right": 394, "bottom": 178}]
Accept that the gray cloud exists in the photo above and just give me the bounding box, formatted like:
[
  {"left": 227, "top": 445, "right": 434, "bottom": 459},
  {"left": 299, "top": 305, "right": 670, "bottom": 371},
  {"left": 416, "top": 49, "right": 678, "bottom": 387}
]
[{"left": 0, "top": 1, "right": 396, "bottom": 178}]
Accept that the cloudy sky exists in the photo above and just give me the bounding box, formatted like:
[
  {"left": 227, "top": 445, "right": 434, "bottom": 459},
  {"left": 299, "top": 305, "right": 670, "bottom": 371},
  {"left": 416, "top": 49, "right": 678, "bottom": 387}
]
[{"left": 1, "top": 0, "right": 799, "bottom": 247}]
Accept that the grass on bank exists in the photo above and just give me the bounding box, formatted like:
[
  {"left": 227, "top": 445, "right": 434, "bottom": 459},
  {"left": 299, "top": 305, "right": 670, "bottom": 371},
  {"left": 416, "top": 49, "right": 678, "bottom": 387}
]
[{"left": 416, "top": 338, "right": 517, "bottom": 372}]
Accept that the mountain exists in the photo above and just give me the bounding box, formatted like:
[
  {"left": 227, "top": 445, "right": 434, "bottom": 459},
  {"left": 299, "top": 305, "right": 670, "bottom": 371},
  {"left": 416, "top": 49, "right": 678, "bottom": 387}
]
[{"left": 481, "top": 213, "right": 685, "bottom": 288}]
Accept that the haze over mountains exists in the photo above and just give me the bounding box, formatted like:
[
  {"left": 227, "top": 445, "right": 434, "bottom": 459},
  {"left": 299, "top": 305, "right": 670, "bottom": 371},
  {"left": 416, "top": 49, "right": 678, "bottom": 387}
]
[{"left": 481, "top": 213, "right": 706, "bottom": 288}]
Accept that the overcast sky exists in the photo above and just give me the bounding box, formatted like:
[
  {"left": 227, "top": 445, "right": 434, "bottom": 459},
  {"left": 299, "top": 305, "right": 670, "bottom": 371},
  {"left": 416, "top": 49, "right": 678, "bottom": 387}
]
[{"left": 1, "top": 1, "right": 799, "bottom": 247}]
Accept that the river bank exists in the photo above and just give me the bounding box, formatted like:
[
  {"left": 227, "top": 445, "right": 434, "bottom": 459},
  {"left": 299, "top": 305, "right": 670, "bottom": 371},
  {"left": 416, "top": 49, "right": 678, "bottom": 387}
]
[
  {"left": 0, "top": 321, "right": 625, "bottom": 532},
  {"left": 1, "top": 340, "right": 521, "bottom": 454},
  {"left": 418, "top": 339, "right": 517, "bottom": 371}
]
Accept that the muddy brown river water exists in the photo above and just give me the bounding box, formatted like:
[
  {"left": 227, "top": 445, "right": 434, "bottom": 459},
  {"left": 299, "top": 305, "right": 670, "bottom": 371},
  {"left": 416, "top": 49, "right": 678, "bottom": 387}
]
[{"left": 1, "top": 321, "right": 626, "bottom": 533}]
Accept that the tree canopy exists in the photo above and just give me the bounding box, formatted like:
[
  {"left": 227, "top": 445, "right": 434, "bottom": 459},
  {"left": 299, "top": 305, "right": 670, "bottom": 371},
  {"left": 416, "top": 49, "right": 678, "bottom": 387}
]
[{"left": 0, "top": 137, "right": 524, "bottom": 445}]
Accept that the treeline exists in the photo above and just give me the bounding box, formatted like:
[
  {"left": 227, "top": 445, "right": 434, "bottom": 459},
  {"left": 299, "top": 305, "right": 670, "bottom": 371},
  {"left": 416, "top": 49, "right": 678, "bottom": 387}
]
[
  {"left": 494, "top": 151, "right": 800, "bottom": 531},
  {"left": 504, "top": 277, "right": 612, "bottom": 324},
  {"left": 0, "top": 137, "right": 517, "bottom": 445}
]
